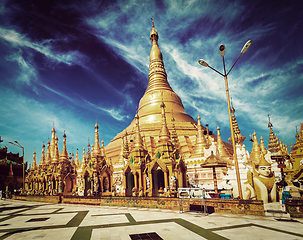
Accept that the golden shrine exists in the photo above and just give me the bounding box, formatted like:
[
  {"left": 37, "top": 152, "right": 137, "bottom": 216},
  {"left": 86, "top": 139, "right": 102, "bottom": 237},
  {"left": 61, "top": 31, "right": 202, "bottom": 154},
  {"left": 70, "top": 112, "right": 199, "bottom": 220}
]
[{"left": 25, "top": 123, "right": 113, "bottom": 196}]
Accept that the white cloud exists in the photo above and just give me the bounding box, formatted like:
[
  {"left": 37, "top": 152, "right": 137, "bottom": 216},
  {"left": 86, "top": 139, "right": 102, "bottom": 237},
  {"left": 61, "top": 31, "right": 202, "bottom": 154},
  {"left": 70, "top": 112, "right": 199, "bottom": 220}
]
[
  {"left": 85, "top": 100, "right": 129, "bottom": 121},
  {"left": 0, "top": 28, "right": 87, "bottom": 66},
  {"left": 5, "top": 50, "right": 37, "bottom": 86}
]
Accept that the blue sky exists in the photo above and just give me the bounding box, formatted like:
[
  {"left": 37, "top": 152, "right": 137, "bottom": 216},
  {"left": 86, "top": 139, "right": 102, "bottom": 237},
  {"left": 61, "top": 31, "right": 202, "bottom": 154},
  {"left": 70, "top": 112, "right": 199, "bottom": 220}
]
[{"left": 0, "top": 0, "right": 302, "bottom": 167}]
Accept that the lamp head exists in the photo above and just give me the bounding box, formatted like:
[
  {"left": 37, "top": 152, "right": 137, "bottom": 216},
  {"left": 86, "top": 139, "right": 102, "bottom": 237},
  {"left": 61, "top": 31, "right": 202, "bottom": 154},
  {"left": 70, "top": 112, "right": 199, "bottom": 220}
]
[
  {"left": 241, "top": 40, "right": 252, "bottom": 54},
  {"left": 219, "top": 44, "right": 225, "bottom": 57},
  {"left": 198, "top": 59, "right": 208, "bottom": 67},
  {"left": 14, "top": 140, "right": 18, "bottom": 143}
]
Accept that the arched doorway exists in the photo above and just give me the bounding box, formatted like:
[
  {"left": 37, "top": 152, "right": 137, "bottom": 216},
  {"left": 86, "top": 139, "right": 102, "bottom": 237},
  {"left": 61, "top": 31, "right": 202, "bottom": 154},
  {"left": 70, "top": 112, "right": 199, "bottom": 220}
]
[
  {"left": 103, "top": 176, "right": 110, "bottom": 192},
  {"left": 153, "top": 170, "right": 164, "bottom": 196},
  {"left": 126, "top": 172, "right": 134, "bottom": 196},
  {"left": 64, "top": 176, "right": 73, "bottom": 193},
  {"left": 84, "top": 172, "right": 91, "bottom": 196}
]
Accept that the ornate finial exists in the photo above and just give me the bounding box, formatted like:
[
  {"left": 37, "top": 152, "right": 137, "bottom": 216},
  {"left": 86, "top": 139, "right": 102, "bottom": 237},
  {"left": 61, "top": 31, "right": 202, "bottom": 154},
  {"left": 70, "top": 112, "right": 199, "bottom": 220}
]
[
  {"left": 230, "top": 97, "right": 235, "bottom": 113},
  {"left": 95, "top": 119, "right": 99, "bottom": 129},
  {"left": 268, "top": 114, "right": 273, "bottom": 128},
  {"left": 150, "top": 18, "right": 159, "bottom": 43},
  {"left": 295, "top": 126, "right": 299, "bottom": 139},
  {"left": 63, "top": 130, "right": 66, "bottom": 138}
]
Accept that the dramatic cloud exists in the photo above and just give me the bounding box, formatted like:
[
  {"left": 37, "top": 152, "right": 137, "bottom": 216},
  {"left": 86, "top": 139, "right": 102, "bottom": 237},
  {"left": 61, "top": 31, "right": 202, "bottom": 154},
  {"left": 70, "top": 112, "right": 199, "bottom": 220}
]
[{"left": 0, "top": 0, "right": 302, "bottom": 165}]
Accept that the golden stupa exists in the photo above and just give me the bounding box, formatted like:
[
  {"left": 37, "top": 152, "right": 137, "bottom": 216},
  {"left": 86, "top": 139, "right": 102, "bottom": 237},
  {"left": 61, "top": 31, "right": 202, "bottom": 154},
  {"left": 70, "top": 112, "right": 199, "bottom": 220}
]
[{"left": 105, "top": 19, "right": 232, "bottom": 165}]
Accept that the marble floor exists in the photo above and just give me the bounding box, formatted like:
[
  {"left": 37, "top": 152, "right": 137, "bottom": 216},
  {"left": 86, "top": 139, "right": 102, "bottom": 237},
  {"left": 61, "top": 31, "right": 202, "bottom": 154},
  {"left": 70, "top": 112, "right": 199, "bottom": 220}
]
[{"left": 0, "top": 199, "right": 302, "bottom": 240}]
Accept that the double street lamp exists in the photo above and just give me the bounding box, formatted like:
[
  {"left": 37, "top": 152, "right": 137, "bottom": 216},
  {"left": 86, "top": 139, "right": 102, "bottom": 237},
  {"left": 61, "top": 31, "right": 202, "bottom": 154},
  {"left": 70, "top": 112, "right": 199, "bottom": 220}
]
[
  {"left": 198, "top": 40, "right": 252, "bottom": 199},
  {"left": 9, "top": 141, "right": 25, "bottom": 194}
]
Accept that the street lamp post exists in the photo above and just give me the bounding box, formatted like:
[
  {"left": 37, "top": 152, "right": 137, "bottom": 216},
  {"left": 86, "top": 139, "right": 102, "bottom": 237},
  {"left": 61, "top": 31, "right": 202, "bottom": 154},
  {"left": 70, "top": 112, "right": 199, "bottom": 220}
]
[
  {"left": 9, "top": 141, "right": 25, "bottom": 194},
  {"left": 198, "top": 40, "right": 252, "bottom": 199}
]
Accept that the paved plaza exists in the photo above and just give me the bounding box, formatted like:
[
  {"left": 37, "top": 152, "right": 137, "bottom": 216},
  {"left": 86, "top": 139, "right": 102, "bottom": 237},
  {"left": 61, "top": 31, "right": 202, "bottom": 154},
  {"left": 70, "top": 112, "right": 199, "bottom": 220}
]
[{"left": 0, "top": 200, "right": 302, "bottom": 240}]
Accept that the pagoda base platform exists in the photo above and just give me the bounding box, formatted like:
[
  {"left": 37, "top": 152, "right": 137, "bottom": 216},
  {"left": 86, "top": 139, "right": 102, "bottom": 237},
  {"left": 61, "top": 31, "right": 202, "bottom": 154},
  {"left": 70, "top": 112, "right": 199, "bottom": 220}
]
[
  {"left": 12, "top": 195, "right": 61, "bottom": 203},
  {"left": 62, "top": 196, "right": 264, "bottom": 216},
  {"left": 12, "top": 195, "right": 265, "bottom": 216}
]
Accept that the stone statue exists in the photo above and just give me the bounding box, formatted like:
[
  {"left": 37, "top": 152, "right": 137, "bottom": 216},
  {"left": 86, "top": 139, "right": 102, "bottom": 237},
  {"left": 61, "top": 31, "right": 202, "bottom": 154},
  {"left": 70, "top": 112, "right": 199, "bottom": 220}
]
[
  {"left": 165, "top": 187, "right": 171, "bottom": 197},
  {"left": 103, "top": 177, "right": 109, "bottom": 192},
  {"left": 77, "top": 176, "right": 84, "bottom": 196},
  {"left": 146, "top": 174, "right": 150, "bottom": 190},
  {"left": 132, "top": 187, "right": 137, "bottom": 197},
  {"left": 93, "top": 174, "right": 99, "bottom": 193},
  {"left": 58, "top": 180, "right": 62, "bottom": 193},
  {"left": 170, "top": 175, "right": 176, "bottom": 190},
  {"left": 243, "top": 154, "right": 277, "bottom": 203},
  {"left": 138, "top": 187, "right": 143, "bottom": 197}
]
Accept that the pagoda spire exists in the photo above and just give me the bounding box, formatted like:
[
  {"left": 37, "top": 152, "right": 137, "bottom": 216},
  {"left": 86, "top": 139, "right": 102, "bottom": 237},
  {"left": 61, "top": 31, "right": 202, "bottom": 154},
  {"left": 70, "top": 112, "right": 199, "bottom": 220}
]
[
  {"left": 145, "top": 19, "right": 172, "bottom": 94},
  {"left": 260, "top": 136, "right": 267, "bottom": 155},
  {"left": 228, "top": 102, "right": 246, "bottom": 145},
  {"left": 158, "top": 101, "right": 171, "bottom": 143},
  {"left": 192, "top": 115, "right": 207, "bottom": 157},
  {"left": 216, "top": 125, "right": 230, "bottom": 158},
  {"left": 32, "top": 150, "right": 37, "bottom": 169},
  {"left": 135, "top": 19, "right": 195, "bottom": 126},
  {"left": 46, "top": 139, "right": 51, "bottom": 164},
  {"left": 86, "top": 139, "right": 91, "bottom": 160},
  {"left": 93, "top": 121, "right": 101, "bottom": 156},
  {"left": 53, "top": 135, "right": 59, "bottom": 163},
  {"left": 60, "top": 131, "right": 69, "bottom": 162},
  {"left": 75, "top": 149, "right": 80, "bottom": 167},
  {"left": 101, "top": 139, "right": 106, "bottom": 157},
  {"left": 50, "top": 125, "right": 56, "bottom": 159},
  {"left": 268, "top": 115, "right": 279, "bottom": 153},
  {"left": 81, "top": 147, "right": 86, "bottom": 167},
  {"left": 40, "top": 143, "right": 46, "bottom": 166},
  {"left": 250, "top": 131, "right": 261, "bottom": 164}
]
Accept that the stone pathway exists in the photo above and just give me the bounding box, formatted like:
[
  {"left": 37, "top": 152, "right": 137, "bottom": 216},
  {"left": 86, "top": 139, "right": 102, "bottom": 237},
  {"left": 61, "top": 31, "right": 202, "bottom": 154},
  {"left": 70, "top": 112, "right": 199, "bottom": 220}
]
[{"left": 0, "top": 200, "right": 302, "bottom": 239}]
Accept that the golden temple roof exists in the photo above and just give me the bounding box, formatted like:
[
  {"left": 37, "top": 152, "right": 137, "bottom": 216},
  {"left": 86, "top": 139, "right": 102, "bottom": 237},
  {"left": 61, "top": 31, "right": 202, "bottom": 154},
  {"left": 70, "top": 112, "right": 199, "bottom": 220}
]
[{"left": 201, "top": 151, "right": 227, "bottom": 168}]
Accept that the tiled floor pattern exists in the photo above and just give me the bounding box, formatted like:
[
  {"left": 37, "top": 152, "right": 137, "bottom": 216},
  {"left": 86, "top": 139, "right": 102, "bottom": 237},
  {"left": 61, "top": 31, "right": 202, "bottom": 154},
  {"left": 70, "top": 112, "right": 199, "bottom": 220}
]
[{"left": 0, "top": 200, "right": 302, "bottom": 240}]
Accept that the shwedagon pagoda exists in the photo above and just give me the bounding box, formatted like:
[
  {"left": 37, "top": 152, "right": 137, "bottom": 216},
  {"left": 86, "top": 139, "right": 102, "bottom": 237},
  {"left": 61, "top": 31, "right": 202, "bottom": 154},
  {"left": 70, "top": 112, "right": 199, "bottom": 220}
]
[{"left": 3, "top": 21, "right": 303, "bottom": 213}]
